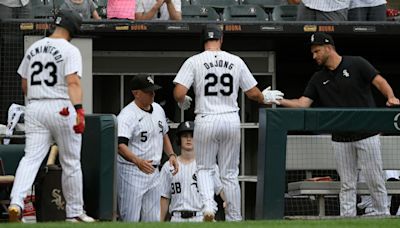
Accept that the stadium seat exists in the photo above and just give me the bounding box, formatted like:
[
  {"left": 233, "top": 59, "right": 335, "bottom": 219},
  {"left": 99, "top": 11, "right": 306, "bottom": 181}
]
[
  {"left": 241, "top": 0, "right": 286, "bottom": 20},
  {"left": 241, "top": 0, "right": 285, "bottom": 9},
  {"left": 222, "top": 5, "right": 269, "bottom": 21},
  {"left": 191, "top": 0, "right": 239, "bottom": 10},
  {"left": 182, "top": 5, "right": 220, "bottom": 21},
  {"left": 182, "top": 0, "right": 191, "bottom": 6},
  {"left": 31, "top": 0, "right": 54, "bottom": 18},
  {"left": 271, "top": 4, "right": 298, "bottom": 21}
]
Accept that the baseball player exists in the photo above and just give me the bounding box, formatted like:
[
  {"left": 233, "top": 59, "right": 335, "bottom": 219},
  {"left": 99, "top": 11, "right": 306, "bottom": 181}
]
[
  {"left": 8, "top": 9, "right": 95, "bottom": 222},
  {"left": 160, "top": 121, "right": 225, "bottom": 222},
  {"left": 279, "top": 32, "right": 400, "bottom": 216},
  {"left": 173, "top": 24, "right": 284, "bottom": 221},
  {"left": 117, "top": 74, "right": 179, "bottom": 222}
]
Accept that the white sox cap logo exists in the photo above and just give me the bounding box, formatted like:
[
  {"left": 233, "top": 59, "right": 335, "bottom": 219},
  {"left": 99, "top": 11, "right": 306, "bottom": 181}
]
[
  {"left": 343, "top": 69, "right": 350, "bottom": 77},
  {"left": 147, "top": 76, "right": 154, "bottom": 84},
  {"left": 208, "top": 32, "right": 215, "bottom": 38},
  {"left": 311, "top": 34, "right": 315, "bottom": 42}
]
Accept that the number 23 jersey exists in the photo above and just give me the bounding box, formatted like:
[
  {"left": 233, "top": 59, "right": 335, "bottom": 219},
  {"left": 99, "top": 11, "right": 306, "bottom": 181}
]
[
  {"left": 173, "top": 50, "right": 257, "bottom": 115},
  {"left": 17, "top": 37, "right": 82, "bottom": 100}
]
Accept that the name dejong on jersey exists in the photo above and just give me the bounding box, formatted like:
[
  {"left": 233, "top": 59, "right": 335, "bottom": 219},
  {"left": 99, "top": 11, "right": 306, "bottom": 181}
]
[{"left": 174, "top": 51, "right": 257, "bottom": 114}]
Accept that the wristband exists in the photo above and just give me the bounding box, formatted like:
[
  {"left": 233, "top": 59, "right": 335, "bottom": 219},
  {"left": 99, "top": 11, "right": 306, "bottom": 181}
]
[{"left": 74, "top": 104, "right": 83, "bottom": 110}]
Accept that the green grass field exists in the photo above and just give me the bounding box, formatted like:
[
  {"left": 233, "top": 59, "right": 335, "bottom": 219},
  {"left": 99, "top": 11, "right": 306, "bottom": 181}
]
[{"left": 2, "top": 219, "right": 400, "bottom": 228}]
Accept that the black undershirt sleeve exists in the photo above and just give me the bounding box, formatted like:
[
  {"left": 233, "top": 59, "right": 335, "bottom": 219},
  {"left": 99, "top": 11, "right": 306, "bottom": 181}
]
[{"left": 118, "top": 137, "right": 129, "bottom": 146}]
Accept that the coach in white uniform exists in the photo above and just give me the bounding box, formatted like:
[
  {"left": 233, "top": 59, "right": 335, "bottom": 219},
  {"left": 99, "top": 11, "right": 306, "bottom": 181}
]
[
  {"left": 117, "top": 74, "right": 179, "bottom": 222},
  {"left": 8, "top": 9, "right": 94, "bottom": 223},
  {"left": 173, "top": 24, "right": 284, "bottom": 221},
  {"left": 160, "top": 121, "right": 225, "bottom": 222}
]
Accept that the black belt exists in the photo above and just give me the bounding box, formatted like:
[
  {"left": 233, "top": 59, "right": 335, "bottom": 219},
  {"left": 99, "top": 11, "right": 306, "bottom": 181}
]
[
  {"left": 332, "top": 132, "right": 379, "bottom": 142},
  {"left": 152, "top": 165, "right": 159, "bottom": 169},
  {"left": 172, "top": 211, "right": 199, "bottom": 219}
]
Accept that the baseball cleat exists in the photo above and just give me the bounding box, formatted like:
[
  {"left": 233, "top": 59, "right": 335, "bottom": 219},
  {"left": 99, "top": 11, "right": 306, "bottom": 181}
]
[
  {"left": 66, "top": 213, "right": 95, "bottom": 222},
  {"left": 8, "top": 204, "right": 22, "bottom": 223}
]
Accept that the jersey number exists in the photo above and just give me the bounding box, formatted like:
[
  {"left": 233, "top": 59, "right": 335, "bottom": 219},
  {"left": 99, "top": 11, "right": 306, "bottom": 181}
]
[
  {"left": 171, "top": 182, "right": 181, "bottom": 194},
  {"left": 204, "top": 73, "right": 233, "bottom": 96},
  {"left": 30, "top": 61, "right": 57, "bottom": 86},
  {"left": 140, "top": 131, "right": 148, "bottom": 142}
]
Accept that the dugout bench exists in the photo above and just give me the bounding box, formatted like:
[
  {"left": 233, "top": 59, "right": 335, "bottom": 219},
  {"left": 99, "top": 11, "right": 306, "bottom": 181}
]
[
  {"left": 285, "top": 135, "right": 400, "bottom": 216},
  {"left": 256, "top": 108, "right": 400, "bottom": 219}
]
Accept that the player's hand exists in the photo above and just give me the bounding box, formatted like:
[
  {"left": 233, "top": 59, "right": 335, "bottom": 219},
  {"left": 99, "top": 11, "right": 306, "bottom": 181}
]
[
  {"left": 178, "top": 95, "right": 192, "bottom": 110},
  {"left": 262, "top": 86, "right": 284, "bottom": 105},
  {"left": 137, "top": 159, "right": 155, "bottom": 174},
  {"left": 73, "top": 108, "right": 85, "bottom": 134},
  {"left": 168, "top": 155, "right": 179, "bottom": 175},
  {"left": 386, "top": 97, "right": 400, "bottom": 107}
]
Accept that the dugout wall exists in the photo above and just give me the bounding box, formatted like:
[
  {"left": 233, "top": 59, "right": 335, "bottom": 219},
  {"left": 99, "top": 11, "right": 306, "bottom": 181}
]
[{"left": 256, "top": 108, "right": 400, "bottom": 219}]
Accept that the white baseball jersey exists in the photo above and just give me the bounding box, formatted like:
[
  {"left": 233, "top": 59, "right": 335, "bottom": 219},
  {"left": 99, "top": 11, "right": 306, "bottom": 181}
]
[
  {"left": 117, "top": 101, "right": 169, "bottom": 165},
  {"left": 17, "top": 37, "right": 82, "bottom": 100},
  {"left": 160, "top": 160, "right": 222, "bottom": 213},
  {"left": 174, "top": 50, "right": 257, "bottom": 115},
  {"left": 136, "top": 0, "right": 181, "bottom": 20}
]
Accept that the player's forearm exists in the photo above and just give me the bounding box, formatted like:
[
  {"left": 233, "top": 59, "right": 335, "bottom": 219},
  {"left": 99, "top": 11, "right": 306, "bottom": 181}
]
[
  {"left": 68, "top": 84, "right": 83, "bottom": 105},
  {"left": 244, "top": 87, "right": 264, "bottom": 104},
  {"left": 67, "top": 74, "right": 83, "bottom": 105},
  {"left": 173, "top": 84, "right": 188, "bottom": 103},
  {"left": 160, "top": 197, "right": 170, "bottom": 221},
  {"left": 373, "top": 75, "right": 396, "bottom": 99},
  {"left": 118, "top": 143, "right": 140, "bottom": 165}
]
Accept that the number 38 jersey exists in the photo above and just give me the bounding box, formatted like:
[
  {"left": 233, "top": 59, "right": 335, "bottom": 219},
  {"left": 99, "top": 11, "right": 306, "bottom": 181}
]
[
  {"left": 17, "top": 37, "right": 82, "bottom": 100},
  {"left": 173, "top": 50, "right": 257, "bottom": 114}
]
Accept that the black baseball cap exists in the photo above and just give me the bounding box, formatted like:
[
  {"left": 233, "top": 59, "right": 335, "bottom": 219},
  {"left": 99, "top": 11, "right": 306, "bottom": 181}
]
[
  {"left": 54, "top": 9, "right": 82, "bottom": 37},
  {"left": 130, "top": 74, "right": 161, "bottom": 91},
  {"left": 309, "top": 32, "right": 335, "bottom": 46},
  {"left": 202, "top": 24, "right": 223, "bottom": 43}
]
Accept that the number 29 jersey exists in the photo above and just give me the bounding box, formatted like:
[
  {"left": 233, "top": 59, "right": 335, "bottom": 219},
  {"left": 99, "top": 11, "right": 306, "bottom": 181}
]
[
  {"left": 173, "top": 50, "right": 257, "bottom": 115},
  {"left": 17, "top": 37, "right": 82, "bottom": 100}
]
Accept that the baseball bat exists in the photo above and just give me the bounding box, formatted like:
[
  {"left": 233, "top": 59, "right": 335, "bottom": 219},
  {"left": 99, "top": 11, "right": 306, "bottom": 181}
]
[{"left": 47, "top": 144, "right": 58, "bottom": 166}]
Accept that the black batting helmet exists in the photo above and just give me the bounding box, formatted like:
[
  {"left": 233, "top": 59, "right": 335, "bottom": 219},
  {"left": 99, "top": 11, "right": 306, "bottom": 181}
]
[
  {"left": 54, "top": 9, "right": 82, "bottom": 37},
  {"left": 202, "top": 24, "right": 223, "bottom": 44},
  {"left": 176, "top": 121, "right": 194, "bottom": 146}
]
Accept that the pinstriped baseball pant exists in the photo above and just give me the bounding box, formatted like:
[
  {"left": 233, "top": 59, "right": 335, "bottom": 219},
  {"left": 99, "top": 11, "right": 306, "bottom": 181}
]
[
  {"left": 194, "top": 112, "right": 242, "bottom": 221},
  {"left": 10, "top": 100, "right": 84, "bottom": 217},
  {"left": 117, "top": 162, "right": 160, "bottom": 221},
  {"left": 332, "top": 135, "right": 388, "bottom": 216}
]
